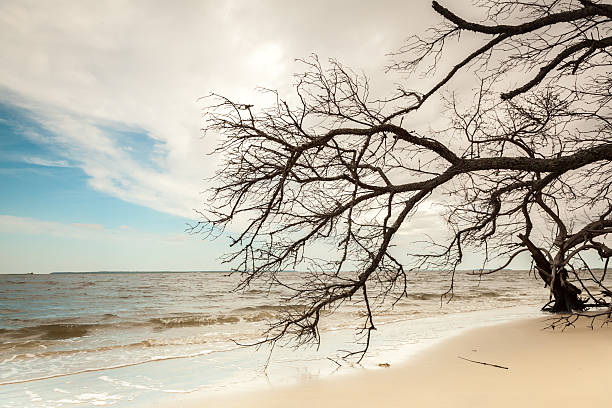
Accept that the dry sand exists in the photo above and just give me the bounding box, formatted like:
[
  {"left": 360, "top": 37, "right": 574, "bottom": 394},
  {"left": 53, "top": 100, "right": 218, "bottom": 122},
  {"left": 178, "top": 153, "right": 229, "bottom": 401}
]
[{"left": 159, "top": 315, "right": 612, "bottom": 407}]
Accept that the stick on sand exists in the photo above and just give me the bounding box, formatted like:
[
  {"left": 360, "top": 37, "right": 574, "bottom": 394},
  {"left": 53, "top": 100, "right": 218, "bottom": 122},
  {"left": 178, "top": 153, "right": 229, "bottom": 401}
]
[{"left": 457, "top": 356, "right": 509, "bottom": 370}]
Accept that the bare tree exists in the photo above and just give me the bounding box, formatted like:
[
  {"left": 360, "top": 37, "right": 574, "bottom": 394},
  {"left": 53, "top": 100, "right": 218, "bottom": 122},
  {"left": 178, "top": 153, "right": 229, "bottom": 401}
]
[
  {"left": 442, "top": 89, "right": 611, "bottom": 313},
  {"left": 195, "top": 0, "right": 612, "bottom": 359}
]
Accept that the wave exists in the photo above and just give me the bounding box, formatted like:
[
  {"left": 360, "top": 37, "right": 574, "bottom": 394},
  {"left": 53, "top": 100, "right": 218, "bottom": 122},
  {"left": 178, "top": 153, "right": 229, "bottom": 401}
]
[
  {"left": 403, "top": 291, "right": 502, "bottom": 301},
  {"left": 0, "top": 324, "right": 98, "bottom": 341},
  {"left": 242, "top": 288, "right": 283, "bottom": 295},
  {"left": 149, "top": 306, "right": 308, "bottom": 329},
  {"left": 6, "top": 280, "right": 59, "bottom": 286},
  {"left": 1, "top": 337, "right": 212, "bottom": 363},
  {"left": 406, "top": 293, "right": 445, "bottom": 301},
  {"left": 150, "top": 315, "right": 240, "bottom": 328},
  {"left": 0, "top": 314, "right": 243, "bottom": 341},
  {"left": 0, "top": 309, "right": 24, "bottom": 314},
  {"left": 76, "top": 281, "right": 97, "bottom": 288},
  {"left": 0, "top": 348, "right": 218, "bottom": 387},
  {"left": 476, "top": 290, "right": 501, "bottom": 298},
  {"left": 0, "top": 307, "right": 306, "bottom": 342},
  {"left": 234, "top": 304, "right": 306, "bottom": 313}
]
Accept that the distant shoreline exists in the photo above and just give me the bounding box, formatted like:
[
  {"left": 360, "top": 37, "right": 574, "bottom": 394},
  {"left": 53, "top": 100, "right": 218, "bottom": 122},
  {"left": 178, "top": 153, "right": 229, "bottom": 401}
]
[
  {"left": 49, "top": 270, "right": 233, "bottom": 274},
  {"left": 8, "top": 268, "right": 555, "bottom": 275}
]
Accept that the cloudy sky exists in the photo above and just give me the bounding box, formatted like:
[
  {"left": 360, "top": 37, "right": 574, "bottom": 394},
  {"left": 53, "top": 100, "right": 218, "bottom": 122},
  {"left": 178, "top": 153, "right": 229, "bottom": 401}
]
[{"left": 0, "top": 1, "right": 454, "bottom": 273}]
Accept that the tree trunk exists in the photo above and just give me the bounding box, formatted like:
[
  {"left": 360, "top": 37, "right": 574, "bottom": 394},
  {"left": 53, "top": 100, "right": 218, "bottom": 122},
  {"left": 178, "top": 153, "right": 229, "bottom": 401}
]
[
  {"left": 518, "top": 234, "right": 585, "bottom": 313},
  {"left": 544, "top": 267, "right": 585, "bottom": 312}
]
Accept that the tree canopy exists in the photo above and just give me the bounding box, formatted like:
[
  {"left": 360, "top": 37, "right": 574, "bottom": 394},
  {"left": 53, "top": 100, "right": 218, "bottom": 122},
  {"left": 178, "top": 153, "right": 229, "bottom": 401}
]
[{"left": 196, "top": 0, "right": 612, "bottom": 358}]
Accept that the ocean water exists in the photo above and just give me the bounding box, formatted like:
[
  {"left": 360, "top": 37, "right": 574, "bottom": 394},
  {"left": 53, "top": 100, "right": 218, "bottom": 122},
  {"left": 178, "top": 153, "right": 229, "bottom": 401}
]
[{"left": 0, "top": 270, "right": 602, "bottom": 407}]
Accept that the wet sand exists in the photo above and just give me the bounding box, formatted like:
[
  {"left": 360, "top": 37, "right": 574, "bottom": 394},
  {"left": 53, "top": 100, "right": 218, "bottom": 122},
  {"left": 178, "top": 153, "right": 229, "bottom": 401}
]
[{"left": 159, "top": 315, "right": 612, "bottom": 407}]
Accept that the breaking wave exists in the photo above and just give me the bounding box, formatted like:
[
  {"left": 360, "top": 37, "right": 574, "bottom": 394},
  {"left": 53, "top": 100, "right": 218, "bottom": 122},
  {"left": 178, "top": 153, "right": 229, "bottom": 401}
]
[
  {"left": 1, "top": 337, "right": 212, "bottom": 363},
  {"left": 0, "top": 324, "right": 98, "bottom": 340},
  {"left": 150, "top": 315, "right": 240, "bottom": 328}
]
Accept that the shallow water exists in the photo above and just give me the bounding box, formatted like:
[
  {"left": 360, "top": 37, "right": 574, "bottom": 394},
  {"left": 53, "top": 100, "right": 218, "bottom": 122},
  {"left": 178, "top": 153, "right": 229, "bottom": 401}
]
[{"left": 0, "top": 270, "right": 606, "bottom": 407}]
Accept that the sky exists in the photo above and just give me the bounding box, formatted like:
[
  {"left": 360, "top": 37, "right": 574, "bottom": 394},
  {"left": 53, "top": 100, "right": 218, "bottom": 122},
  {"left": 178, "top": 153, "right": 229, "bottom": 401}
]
[
  {"left": 7, "top": 1, "right": 597, "bottom": 274},
  {"left": 1, "top": 0, "right": 456, "bottom": 273}
]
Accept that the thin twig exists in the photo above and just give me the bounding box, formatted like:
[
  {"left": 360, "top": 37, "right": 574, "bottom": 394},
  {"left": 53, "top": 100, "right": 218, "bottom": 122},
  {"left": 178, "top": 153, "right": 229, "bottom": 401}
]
[{"left": 457, "top": 356, "right": 509, "bottom": 370}]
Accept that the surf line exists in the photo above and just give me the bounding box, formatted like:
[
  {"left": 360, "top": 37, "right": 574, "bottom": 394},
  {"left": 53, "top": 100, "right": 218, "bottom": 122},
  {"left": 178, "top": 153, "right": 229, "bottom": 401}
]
[{"left": 0, "top": 349, "right": 219, "bottom": 387}]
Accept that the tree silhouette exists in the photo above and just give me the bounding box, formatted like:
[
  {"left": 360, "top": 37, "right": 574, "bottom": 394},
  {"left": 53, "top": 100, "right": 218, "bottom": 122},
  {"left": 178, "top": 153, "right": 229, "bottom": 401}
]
[{"left": 195, "top": 0, "right": 612, "bottom": 359}]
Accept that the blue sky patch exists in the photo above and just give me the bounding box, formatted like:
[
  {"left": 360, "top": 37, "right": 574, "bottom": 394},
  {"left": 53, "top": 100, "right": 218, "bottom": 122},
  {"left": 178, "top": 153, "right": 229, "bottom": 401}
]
[
  {"left": 97, "top": 123, "right": 167, "bottom": 173},
  {"left": 0, "top": 102, "right": 190, "bottom": 234}
]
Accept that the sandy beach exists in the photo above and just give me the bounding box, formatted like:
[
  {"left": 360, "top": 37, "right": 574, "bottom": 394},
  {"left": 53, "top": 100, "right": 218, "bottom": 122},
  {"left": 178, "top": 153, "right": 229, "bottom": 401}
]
[{"left": 161, "top": 315, "right": 612, "bottom": 408}]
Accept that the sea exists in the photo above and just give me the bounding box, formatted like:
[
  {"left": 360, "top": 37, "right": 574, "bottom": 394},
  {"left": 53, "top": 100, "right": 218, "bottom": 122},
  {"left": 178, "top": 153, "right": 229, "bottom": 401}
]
[{"left": 0, "top": 269, "right": 605, "bottom": 407}]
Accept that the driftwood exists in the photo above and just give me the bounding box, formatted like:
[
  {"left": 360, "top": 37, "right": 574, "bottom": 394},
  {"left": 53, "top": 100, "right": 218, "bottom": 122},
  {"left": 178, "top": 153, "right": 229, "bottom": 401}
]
[{"left": 457, "top": 356, "right": 509, "bottom": 370}]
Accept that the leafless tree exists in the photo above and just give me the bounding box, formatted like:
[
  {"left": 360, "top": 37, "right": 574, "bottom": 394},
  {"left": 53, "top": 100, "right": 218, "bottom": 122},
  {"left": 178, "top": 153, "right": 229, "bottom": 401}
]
[{"left": 194, "top": 0, "right": 612, "bottom": 359}]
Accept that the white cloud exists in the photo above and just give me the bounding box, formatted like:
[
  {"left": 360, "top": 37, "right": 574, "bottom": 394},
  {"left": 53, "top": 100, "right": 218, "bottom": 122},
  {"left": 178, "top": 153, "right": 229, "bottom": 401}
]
[
  {"left": 22, "top": 156, "right": 70, "bottom": 167},
  {"left": 0, "top": 0, "right": 437, "bottom": 222},
  {"left": 0, "top": 215, "right": 125, "bottom": 240},
  {"left": 0, "top": 215, "right": 226, "bottom": 273},
  {"left": 0, "top": 215, "right": 204, "bottom": 250},
  {"left": 72, "top": 223, "right": 104, "bottom": 231}
]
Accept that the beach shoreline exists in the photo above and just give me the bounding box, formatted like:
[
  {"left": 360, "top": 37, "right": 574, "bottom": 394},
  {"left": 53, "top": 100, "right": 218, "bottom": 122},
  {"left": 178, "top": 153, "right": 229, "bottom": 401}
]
[
  {"left": 159, "top": 315, "right": 612, "bottom": 408},
  {"left": 4, "top": 272, "right": 607, "bottom": 408}
]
